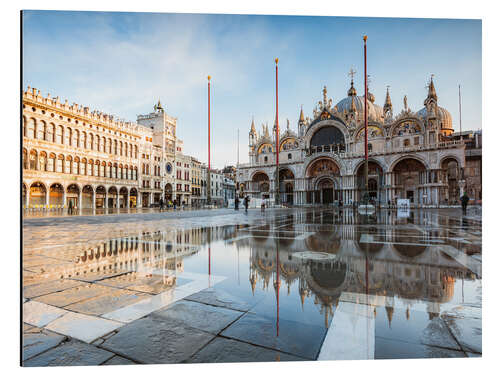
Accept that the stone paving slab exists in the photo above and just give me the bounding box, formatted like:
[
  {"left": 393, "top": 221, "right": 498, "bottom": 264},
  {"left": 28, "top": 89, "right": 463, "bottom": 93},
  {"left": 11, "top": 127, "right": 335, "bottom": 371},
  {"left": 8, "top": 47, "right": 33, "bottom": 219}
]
[
  {"left": 44, "top": 311, "right": 123, "bottom": 343},
  {"left": 64, "top": 289, "right": 150, "bottom": 316},
  {"left": 151, "top": 300, "right": 244, "bottom": 335},
  {"left": 23, "top": 339, "right": 115, "bottom": 367},
  {"left": 22, "top": 330, "right": 66, "bottom": 361},
  {"left": 23, "top": 300, "right": 68, "bottom": 327},
  {"left": 220, "top": 312, "right": 326, "bottom": 360},
  {"left": 186, "top": 337, "right": 306, "bottom": 363},
  {"left": 102, "top": 355, "right": 137, "bottom": 365},
  {"left": 23, "top": 279, "right": 86, "bottom": 299},
  {"left": 34, "top": 283, "right": 112, "bottom": 307},
  {"left": 442, "top": 314, "right": 482, "bottom": 353},
  {"left": 374, "top": 337, "right": 466, "bottom": 359},
  {"left": 185, "top": 287, "right": 260, "bottom": 312},
  {"left": 100, "top": 315, "right": 215, "bottom": 364},
  {"left": 374, "top": 308, "right": 461, "bottom": 351}
]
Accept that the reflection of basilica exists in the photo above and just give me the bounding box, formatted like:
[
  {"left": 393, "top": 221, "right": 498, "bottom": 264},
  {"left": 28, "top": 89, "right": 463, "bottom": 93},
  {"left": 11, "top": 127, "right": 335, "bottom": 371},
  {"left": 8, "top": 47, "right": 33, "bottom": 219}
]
[
  {"left": 238, "top": 76, "right": 477, "bottom": 205},
  {"left": 244, "top": 212, "right": 477, "bottom": 327}
]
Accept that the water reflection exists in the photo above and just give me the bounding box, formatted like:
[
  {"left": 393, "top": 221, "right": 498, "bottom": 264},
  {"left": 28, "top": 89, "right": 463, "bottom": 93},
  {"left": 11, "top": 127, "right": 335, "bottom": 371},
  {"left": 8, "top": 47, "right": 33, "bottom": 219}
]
[{"left": 23, "top": 208, "right": 481, "bottom": 347}]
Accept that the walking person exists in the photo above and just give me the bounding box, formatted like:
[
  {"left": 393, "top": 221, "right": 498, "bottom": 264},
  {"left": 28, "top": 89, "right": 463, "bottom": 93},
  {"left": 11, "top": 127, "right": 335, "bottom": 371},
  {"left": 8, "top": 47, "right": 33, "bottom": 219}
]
[
  {"left": 68, "top": 199, "right": 73, "bottom": 215},
  {"left": 235, "top": 196, "right": 239, "bottom": 211},
  {"left": 244, "top": 196, "right": 249, "bottom": 213},
  {"left": 159, "top": 198, "right": 164, "bottom": 212},
  {"left": 460, "top": 192, "right": 469, "bottom": 215}
]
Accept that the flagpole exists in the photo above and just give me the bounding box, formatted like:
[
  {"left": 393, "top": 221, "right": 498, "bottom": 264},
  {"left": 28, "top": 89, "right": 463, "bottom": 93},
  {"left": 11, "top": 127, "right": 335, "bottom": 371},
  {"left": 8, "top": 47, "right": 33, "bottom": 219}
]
[
  {"left": 363, "top": 36, "right": 369, "bottom": 204},
  {"left": 459, "top": 84, "right": 462, "bottom": 135},
  {"left": 207, "top": 75, "right": 211, "bottom": 206},
  {"left": 275, "top": 58, "right": 280, "bottom": 206}
]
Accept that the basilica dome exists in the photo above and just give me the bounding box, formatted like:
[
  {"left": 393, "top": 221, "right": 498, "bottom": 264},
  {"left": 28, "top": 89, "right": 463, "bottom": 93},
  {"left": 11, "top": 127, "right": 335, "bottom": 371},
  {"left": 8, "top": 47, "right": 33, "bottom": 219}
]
[
  {"left": 335, "top": 82, "right": 384, "bottom": 123},
  {"left": 416, "top": 106, "right": 453, "bottom": 131}
]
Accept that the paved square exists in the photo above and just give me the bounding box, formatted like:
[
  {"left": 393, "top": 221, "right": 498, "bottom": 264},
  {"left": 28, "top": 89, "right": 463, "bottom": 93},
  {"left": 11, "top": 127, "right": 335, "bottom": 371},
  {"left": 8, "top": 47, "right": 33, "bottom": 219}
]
[{"left": 22, "top": 207, "right": 482, "bottom": 365}]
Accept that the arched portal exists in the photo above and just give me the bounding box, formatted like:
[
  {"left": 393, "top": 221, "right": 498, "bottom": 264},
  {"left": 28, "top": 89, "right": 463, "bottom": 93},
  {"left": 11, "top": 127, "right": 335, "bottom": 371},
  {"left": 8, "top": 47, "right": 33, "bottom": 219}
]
[
  {"left": 279, "top": 168, "right": 294, "bottom": 204},
  {"left": 129, "top": 188, "right": 138, "bottom": 208},
  {"left": 95, "top": 186, "right": 106, "bottom": 208},
  {"left": 392, "top": 158, "right": 427, "bottom": 204},
  {"left": 251, "top": 172, "right": 270, "bottom": 199},
  {"left": 441, "top": 158, "right": 460, "bottom": 204},
  {"left": 119, "top": 187, "right": 128, "bottom": 208},
  {"left": 164, "top": 183, "right": 173, "bottom": 201},
  {"left": 49, "top": 183, "right": 64, "bottom": 206},
  {"left": 82, "top": 185, "right": 94, "bottom": 208},
  {"left": 306, "top": 158, "right": 341, "bottom": 204},
  {"left": 108, "top": 186, "right": 118, "bottom": 208},
  {"left": 356, "top": 161, "right": 384, "bottom": 202},
  {"left": 66, "top": 184, "right": 80, "bottom": 209},
  {"left": 29, "top": 182, "right": 46, "bottom": 206}
]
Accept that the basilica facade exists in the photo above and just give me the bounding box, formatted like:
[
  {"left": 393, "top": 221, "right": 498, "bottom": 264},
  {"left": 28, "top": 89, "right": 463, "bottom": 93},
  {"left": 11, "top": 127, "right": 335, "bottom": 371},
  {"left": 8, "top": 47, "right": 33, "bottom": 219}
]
[{"left": 237, "top": 76, "right": 469, "bottom": 206}]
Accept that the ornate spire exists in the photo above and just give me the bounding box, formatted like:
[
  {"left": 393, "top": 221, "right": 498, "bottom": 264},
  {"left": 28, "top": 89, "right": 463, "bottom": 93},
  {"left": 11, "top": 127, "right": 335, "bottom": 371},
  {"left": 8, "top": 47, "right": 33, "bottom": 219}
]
[
  {"left": 323, "top": 85, "right": 328, "bottom": 107},
  {"left": 264, "top": 123, "right": 270, "bottom": 138},
  {"left": 250, "top": 116, "right": 256, "bottom": 134},
  {"left": 299, "top": 105, "right": 305, "bottom": 123},
  {"left": 428, "top": 75, "right": 437, "bottom": 100},
  {"left": 348, "top": 67, "right": 357, "bottom": 97},
  {"left": 384, "top": 86, "right": 393, "bottom": 112}
]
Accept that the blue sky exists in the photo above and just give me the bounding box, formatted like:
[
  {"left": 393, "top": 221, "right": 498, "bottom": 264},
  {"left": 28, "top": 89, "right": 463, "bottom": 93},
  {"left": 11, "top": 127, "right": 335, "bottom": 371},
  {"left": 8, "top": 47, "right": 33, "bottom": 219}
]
[{"left": 22, "top": 11, "right": 481, "bottom": 167}]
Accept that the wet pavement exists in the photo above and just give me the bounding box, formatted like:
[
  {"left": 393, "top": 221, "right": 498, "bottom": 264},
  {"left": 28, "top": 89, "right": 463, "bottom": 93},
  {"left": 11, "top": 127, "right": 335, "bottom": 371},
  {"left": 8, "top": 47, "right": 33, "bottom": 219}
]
[{"left": 22, "top": 207, "right": 482, "bottom": 365}]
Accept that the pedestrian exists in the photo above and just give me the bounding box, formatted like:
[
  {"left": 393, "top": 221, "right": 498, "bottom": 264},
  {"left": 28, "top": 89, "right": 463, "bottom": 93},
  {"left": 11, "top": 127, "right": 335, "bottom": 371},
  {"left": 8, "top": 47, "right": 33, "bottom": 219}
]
[
  {"left": 235, "top": 196, "right": 239, "bottom": 211},
  {"left": 261, "top": 200, "right": 266, "bottom": 213},
  {"left": 339, "top": 199, "right": 343, "bottom": 208},
  {"left": 159, "top": 198, "right": 164, "bottom": 212},
  {"left": 244, "top": 196, "right": 249, "bottom": 213},
  {"left": 68, "top": 199, "right": 73, "bottom": 215},
  {"left": 387, "top": 199, "right": 391, "bottom": 208},
  {"left": 460, "top": 192, "right": 469, "bottom": 215},
  {"left": 173, "top": 201, "right": 177, "bottom": 210}
]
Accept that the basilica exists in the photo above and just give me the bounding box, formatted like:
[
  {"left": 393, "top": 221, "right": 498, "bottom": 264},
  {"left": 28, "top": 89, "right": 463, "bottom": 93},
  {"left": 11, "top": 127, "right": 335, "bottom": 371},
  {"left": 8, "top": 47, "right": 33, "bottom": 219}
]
[{"left": 237, "top": 75, "right": 472, "bottom": 206}]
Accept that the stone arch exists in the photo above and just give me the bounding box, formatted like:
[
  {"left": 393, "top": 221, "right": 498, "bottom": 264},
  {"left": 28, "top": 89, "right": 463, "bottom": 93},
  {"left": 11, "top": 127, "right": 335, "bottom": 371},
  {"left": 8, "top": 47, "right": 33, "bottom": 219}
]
[
  {"left": 389, "top": 154, "right": 429, "bottom": 173},
  {"left": 48, "top": 153, "right": 56, "bottom": 172},
  {"left": 119, "top": 187, "right": 128, "bottom": 208},
  {"left": 129, "top": 187, "right": 138, "bottom": 208},
  {"left": 22, "top": 148, "right": 28, "bottom": 169},
  {"left": 29, "top": 181, "right": 47, "bottom": 206},
  {"left": 81, "top": 185, "right": 94, "bottom": 208},
  {"left": 108, "top": 186, "right": 118, "bottom": 208},
  {"left": 441, "top": 156, "right": 461, "bottom": 204},
  {"left": 391, "top": 157, "right": 428, "bottom": 204},
  {"left": 305, "top": 157, "right": 341, "bottom": 178},
  {"left": 95, "top": 186, "right": 107, "bottom": 208},
  {"left": 251, "top": 171, "right": 270, "bottom": 195},
  {"left": 164, "top": 183, "right": 173, "bottom": 201},
  {"left": 29, "top": 149, "right": 39, "bottom": 170},
  {"left": 38, "top": 120, "right": 46, "bottom": 140},
  {"left": 22, "top": 182, "right": 28, "bottom": 206},
  {"left": 67, "top": 183, "right": 80, "bottom": 208},
  {"left": 49, "top": 183, "right": 64, "bottom": 206},
  {"left": 56, "top": 154, "right": 65, "bottom": 173},
  {"left": 27, "top": 117, "right": 37, "bottom": 139},
  {"left": 304, "top": 119, "right": 348, "bottom": 146},
  {"left": 65, "top": 155, "right": 73, "bottom": 174},
  {"left": 38, "top": 151, "right": 47, "bottom": 171},
  {"left": 389, "top": 117, "right": 425, "bottom": 138},
  {"left": 279, "top": 136, "right": 299, "bottom": 151}
]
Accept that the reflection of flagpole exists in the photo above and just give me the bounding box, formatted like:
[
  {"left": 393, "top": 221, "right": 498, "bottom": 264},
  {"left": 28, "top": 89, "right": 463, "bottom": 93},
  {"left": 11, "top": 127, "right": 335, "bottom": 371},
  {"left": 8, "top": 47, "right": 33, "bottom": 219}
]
[{"left": 276, "top": 241, "right": 280, "bottom": 337}]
